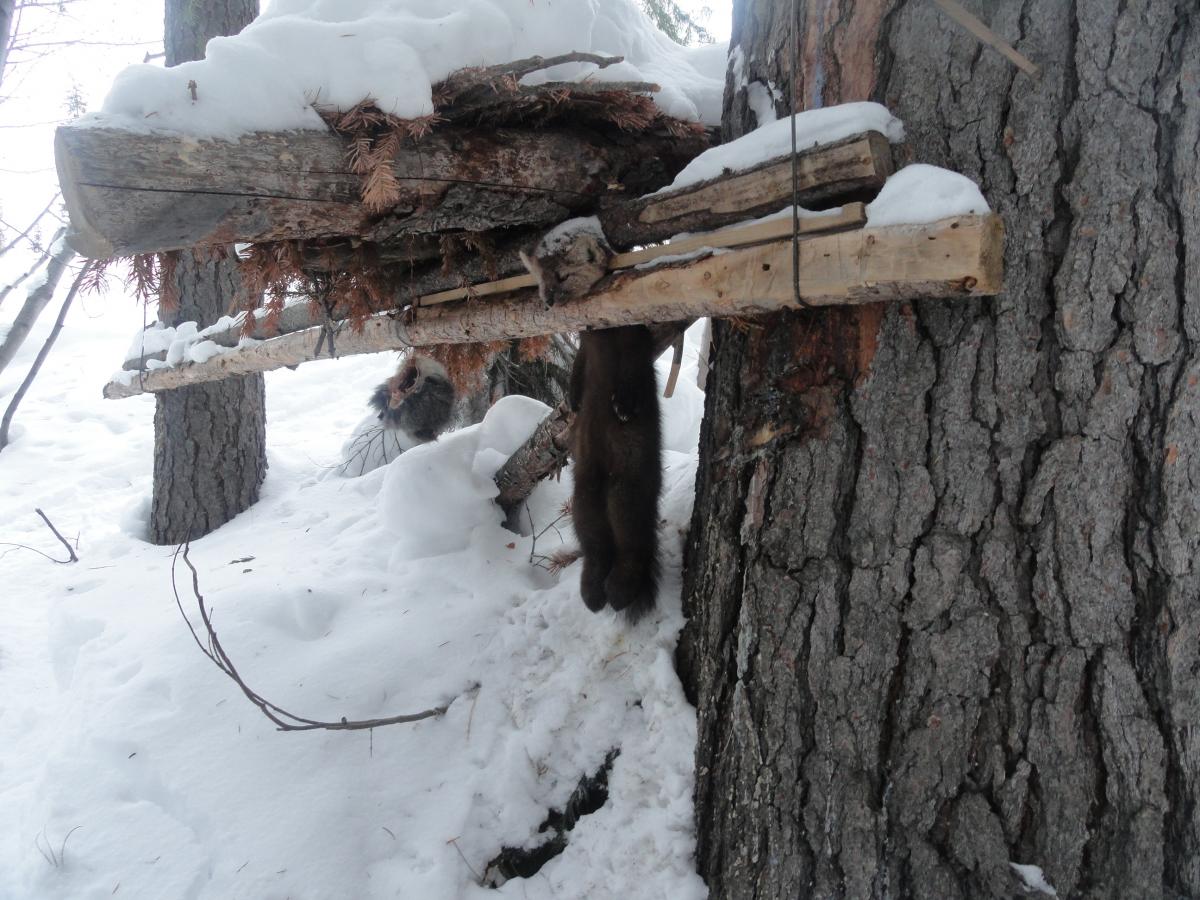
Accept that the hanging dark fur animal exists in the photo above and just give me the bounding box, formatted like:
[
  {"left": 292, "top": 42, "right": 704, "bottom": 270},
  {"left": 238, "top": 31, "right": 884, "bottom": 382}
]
[
  {"left": 569, "top": 325, "right": 661, "bottom": 620},
  {"left": 368, "top": 355, "right": 455, "bottom": 443}
]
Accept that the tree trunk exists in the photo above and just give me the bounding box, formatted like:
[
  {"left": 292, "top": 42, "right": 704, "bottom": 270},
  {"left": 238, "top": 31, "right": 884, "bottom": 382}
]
[
  {"left": 0, "top": 229, "right": 73, "bottom": 376},
  {"left": 150, "top": 0, "right": 263, "bottom": 545},
  {"left": 0, "top": 0, "right": 15, "bottom": 84},
  {"left": 677, "top": 1, "right": 1200, "bottom": 898}
]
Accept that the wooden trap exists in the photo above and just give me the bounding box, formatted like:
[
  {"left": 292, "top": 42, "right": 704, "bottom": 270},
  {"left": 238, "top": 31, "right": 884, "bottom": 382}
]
[{"left": 51, "top": 71, "right": 1002, "bottom": 400}]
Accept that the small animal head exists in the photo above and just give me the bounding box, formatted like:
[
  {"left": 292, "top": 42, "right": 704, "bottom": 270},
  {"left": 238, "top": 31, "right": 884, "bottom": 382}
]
[
  {"left": 369, "top": 355, "right": 455, "bottom": 442},
  {"left": 385, "top": 355, "right": 450, "bottom": 409}
]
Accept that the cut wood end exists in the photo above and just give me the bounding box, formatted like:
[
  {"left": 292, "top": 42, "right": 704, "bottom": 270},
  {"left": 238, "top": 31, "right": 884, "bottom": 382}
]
[{"left": 55, "top": 127, "right": 116, "bottom": 259}]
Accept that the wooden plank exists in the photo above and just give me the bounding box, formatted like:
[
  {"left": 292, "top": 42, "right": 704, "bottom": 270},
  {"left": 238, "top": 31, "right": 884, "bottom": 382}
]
[
  {"left": 122, "top": 205, "right": 867, "bottom": 370},
  {"left": 104, "top": 214, "right": 1003, "bottom": 399},
  {"left": 598, "top": 131, "right": 893, "bottom": 249},
  {"left": 418, "top": 202, "right": 867, "bottom": 306},
  {"left": 55, "top": 124, "right": 709, "bottom": 258}
]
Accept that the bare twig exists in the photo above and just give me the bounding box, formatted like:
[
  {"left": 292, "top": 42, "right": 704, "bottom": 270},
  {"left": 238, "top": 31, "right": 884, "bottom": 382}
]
[
  {"left": 0, "top": 260, "right": 91, "bottom": 453},
  {"left": 0, "top": 194, "right": 58, "bottom": 257},
  {"left": 447, "top": 836, "right": 483, "bottom": 884},
  {"left": 931, "top": 0, "right": 1040, "bottom": 77},
  {"left": 35, "top": 508, "right": 78, "bottom": 562},
  {"left": 437, "top": 52, "right": 625, "bottom": 93},
  {"left": 171, "top": 543, "right": 458, "bottom": 732}
]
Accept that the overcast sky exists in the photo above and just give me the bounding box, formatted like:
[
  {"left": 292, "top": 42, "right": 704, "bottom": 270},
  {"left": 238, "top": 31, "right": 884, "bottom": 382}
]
[{"left": 0, "top": 0, "right": 732, "bottom": 290}]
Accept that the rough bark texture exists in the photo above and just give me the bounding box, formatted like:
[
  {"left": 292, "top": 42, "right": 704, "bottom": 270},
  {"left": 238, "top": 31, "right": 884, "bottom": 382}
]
[
  {"left": 150, "top": 0, "right": 264, "bottom": 546},
  {"left": 677, "top": 1, "right": 1200, "bottom": 898}
]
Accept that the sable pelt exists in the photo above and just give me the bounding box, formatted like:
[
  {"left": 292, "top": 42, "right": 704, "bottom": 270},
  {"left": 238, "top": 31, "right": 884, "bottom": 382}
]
[
  {"left": 369, "top": 354, "right": 455, "bottom": 442},
  {"left": 570, "top": 325, "right": 661, "bottom": 620}
]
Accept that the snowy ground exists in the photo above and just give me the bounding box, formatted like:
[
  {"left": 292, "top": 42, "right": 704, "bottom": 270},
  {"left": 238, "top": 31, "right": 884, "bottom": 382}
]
[{"left": 0, "top": 292, "right": 709, "bottom": 900}]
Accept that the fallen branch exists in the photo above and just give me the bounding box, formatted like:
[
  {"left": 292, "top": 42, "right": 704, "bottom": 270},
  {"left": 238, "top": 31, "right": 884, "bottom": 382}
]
[
  {"left": 35, "top": 508, "right": 78, "bottom": 562},
  {"left": 0, "top": 261, "right": 91, "bottom": 452},
  {"left": 172, "top": 542, "right": 456, "bottom": 732}
]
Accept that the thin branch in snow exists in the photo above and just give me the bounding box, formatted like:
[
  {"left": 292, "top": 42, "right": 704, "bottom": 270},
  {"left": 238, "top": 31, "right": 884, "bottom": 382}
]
[{"left": 171, "top": 542, "right": 460, "bottom": 732}]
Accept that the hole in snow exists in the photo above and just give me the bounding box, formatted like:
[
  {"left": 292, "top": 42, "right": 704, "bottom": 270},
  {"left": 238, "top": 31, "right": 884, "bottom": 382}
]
[{"left": 482, "top": 748, "right": 620, "bottom": 888}]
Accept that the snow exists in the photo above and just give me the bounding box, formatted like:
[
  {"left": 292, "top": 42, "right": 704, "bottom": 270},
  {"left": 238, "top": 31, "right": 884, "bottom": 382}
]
[
  {"left": 658, "top": 101, "right": 906, "bottom": 193},
  {"left": 0, "top": 291, "right": 712, "bottom": 899},
  {"left": 865, "top": 163, "right": 991, "bottom": 226},
  {"left": 86, "top": 0, "right": 727, "bottom": 139},
  {"left": 746, "top": 80, "right": 778, "bottom": 126},
  {"left": 121, "top": 315, "right": 260, "bottom": 373},
  {"left": 1010, "top": 862, "right": 1058, "bottom": 896},
  {"left": 634, "top": 246, "right": 728, "bottom": 271},
  {"left": 532, "top": 215, "right": 606, "bottom": 256}
]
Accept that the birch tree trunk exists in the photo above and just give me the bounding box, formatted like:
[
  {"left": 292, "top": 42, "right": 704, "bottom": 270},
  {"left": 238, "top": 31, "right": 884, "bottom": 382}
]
[
  {"left": 0, "top": 0, "right": 15, "bottom": 84},
  {"left": 677, "top": 1, "right": 1200, "bottom": 897},
  {"left": 150, "top": 0, "right": 264, "bottom": 545}
]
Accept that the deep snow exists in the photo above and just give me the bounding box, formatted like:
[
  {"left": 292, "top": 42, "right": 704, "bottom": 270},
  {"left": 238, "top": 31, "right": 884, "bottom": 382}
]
[
  {"left": 0, "top": 290, "right": 709, "bottom": 899},
  {"left": 87, "top": 0, "right": 726, "bottom": 137}
]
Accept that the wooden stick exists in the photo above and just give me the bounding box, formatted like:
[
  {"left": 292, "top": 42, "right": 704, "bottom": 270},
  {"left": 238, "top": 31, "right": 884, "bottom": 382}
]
[
  {"left": 122, "top": 206, "right": 866, "bottom": 371},
  {"left": 420, "top": 203, "right": 866, "bottom": 306},
  {"left": 104, "top": 215, "right": 1004, "bottom": 400},
  {"left": 931, "top": 0, "right": 1040, "bottom": 78}
]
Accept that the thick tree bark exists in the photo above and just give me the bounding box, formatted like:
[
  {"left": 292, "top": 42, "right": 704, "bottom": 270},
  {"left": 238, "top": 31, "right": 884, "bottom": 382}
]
[
  {"left": 150, "top": 0, "right": 263, "bottom": 545},
  {"left": 677, "top": 1, "right": 1200, "bottom": 899}
]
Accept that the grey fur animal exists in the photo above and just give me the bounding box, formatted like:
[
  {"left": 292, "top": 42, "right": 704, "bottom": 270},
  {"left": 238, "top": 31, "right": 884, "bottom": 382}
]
[
  {"left": 520, "top": 217, "right": 613, "bottom": 308},
  {"left": 369, "top": 355, "right": 455, "bottom": 443}
]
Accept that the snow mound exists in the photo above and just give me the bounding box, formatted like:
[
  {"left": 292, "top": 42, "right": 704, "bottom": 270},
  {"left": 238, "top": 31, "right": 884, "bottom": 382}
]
[
  {"left": 89, "top": 0, "right": 727, "bottom": 138},
  {"left": 1, "top": 308, "right": 713, "bottom": 899},
  {"left": 865, "top": 163, "right": 991, "bottom": 226},
  {"left": 659, "top": 101, "right": 905, "bottom": 193}
]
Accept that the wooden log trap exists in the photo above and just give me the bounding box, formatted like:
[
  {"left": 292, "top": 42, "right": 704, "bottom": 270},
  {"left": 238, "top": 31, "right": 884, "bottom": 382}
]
[{"left": 50, "top": 55, "right": 1004, "bottom": 402}]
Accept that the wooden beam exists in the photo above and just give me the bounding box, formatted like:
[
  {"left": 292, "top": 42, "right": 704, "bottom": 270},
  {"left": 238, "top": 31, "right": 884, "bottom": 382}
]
[
  {"left": 122, "top": 205, "right": 866, "bottom": 370},
  {"left": 56, "top": 124, "right": 709, "bottom": 258},
  {"left": 105, "top": 214, "right": 1003, "bottom": 399},
  {"left": 598, "top": 131, "right": 893, "bottom": 248},
  {"left": 419, "top": 202, "right": 867, "bottom": 305}
]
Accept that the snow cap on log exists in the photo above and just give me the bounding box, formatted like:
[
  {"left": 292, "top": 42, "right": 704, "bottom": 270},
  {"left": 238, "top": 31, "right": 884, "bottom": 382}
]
[{"left": 84, "top": 0, "right": 725, "bottom": 140}]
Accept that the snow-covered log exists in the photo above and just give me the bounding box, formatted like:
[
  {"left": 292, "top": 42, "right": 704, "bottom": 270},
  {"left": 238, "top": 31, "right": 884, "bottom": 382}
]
[
  {"left": 55, "top": 124, "right": 709, "bottom": 258},
  {"left": 598, "top": 131, "right": 893, "bottom": 248},
  {"left": 104, "top": 214, "right": 1004, "bottom": 399}
]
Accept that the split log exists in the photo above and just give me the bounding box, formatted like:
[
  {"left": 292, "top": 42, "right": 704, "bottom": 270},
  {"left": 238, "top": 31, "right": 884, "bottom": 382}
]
[
  {"left": 597, "top": 131, "right": 893, "bottom": 248},
  {"left": 56, "top": 124, "right": 709, "bottom": 258},
  {"left": 105, "top": 214, "right": 1004, "bottom": 399}
]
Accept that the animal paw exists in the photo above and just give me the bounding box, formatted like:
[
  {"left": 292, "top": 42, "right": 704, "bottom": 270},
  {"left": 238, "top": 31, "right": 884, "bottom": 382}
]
[
  {"left": 604, "top": 564, "right": 656, "bottom": 619},
  {"left": 580, "top": 560, "right": 609, "bottom": 612}
]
